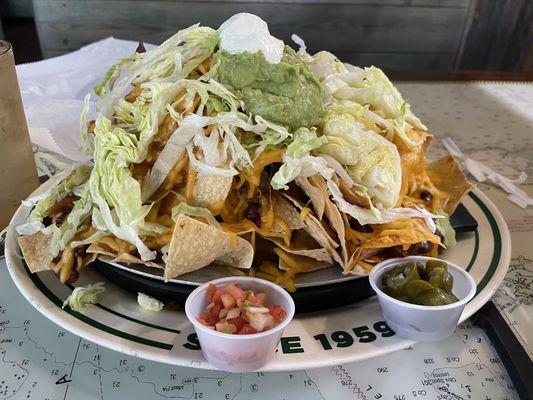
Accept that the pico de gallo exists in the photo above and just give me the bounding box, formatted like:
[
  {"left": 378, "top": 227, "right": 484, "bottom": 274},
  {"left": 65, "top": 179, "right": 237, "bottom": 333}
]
[{"left": 198, "top": 283, "right": 287, "bottom": 334}]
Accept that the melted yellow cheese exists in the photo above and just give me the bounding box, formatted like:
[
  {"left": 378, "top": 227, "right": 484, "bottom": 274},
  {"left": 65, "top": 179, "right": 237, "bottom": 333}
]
[
  {"left": 299, "top": 207, "right": 311, "bottom": 222},
  {"left": 273, "top": 247, "right": 318, "bottom": 274},
  {"left": 185, "top": 167, "right": 197, "bottom": 204},
  {"left": 240, "top": 149, "right": 284, "bottom": 198}
]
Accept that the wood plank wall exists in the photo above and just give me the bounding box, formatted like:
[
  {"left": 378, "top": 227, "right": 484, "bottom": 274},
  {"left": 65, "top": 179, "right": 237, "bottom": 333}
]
[
  {"left": 458, "top": 0, "right": 533, "bottom": 72},
  {"left": 32, "top": 0, "right": 471, "bottom": 70}
]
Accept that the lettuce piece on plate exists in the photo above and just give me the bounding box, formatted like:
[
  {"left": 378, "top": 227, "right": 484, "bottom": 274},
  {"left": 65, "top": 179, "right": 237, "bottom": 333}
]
[{"left": 62, "top": 282, "right": 105, "bottom": 311}]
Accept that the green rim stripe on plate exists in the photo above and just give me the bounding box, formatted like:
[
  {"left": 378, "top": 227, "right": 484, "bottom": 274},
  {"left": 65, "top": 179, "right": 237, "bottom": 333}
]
[
  {"left": 468, "top": 192, "right": 502, "bottom": 295},
  {"left": 466, "top": 230, "right": 479, "bottom": 272},
  {"left": 23, "top": 262, "right": 173, "bottom": 350},
  {"left": 95, "top": 303, "right": 180, "bottom": 334},
  {"left": 64, "top": 283, "right": 180, "bottom": 334}
]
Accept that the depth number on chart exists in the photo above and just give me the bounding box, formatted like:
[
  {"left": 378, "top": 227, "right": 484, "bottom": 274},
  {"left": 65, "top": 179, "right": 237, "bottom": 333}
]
[{"left": 313, "top": 321, "right": 395, "bottom": 350}]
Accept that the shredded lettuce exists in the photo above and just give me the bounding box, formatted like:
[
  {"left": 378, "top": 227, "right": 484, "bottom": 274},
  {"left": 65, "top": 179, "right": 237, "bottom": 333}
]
[
  {"left": 97, "top": 25, "right": 219, "bottom": 119},
  {"left": 16, "top": 165, "right": 91, "bottom": 237},
  {"left": 320, "top": 66, "right": 426, "bottom": 147},
  {"left": 62, "top": 282, "right": 105, "bottom": 311},
  {"left": 318, "top": 102, "right": 402, "bottom": 208},
  {"left": 47, "top": 184, "right": 93, "bottom": 256},
  {"left": 79, "top": 93, "right": 94, "bottom": 156},
  {"left": 171, "top": 203, "right": 220, "bottom": 227},
  {"left": 270, "top": 128, "right": 328, "bottom": 190},
  {"left": 137, "top": 292, "right": 164, "bottom": 312},
  {"left": 94, "top": 54, "right": 136, "bottom": 98},
  {"left": 89, "top": 117, "right": 156, "bottom": 261}
]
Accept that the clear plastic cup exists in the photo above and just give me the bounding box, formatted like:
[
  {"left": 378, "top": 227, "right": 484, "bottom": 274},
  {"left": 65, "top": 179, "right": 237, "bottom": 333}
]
[
  {"left": 369, "top": 256, "right": 476, "bottom": 341},
  {"left": 185, "top": 277, "right": 295, "bottom": 372}
]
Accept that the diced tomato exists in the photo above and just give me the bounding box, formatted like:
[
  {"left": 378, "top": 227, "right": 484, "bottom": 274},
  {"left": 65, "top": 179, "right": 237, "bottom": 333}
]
[
  {"left": 226, "top": 316, "right": 246, "bottom": 331},
  {"left": 206, "top": 283, "right": 216, "bottom": 301},
  {"left": 212, "top": 289, "right": 224, "bottom": 306},
  {"left": 255, "top": 293, "right": 267, "bottom": 305},
  {"left": 197, "top": 317, "right": 211, "bottom": 327},
  {"left": 268, "top": 305, "right": 287, "bottom": 322},
  {"left": 221, "top": 284, "right": 246, "bottom": 301},
  {"left": 238, "top": 324, "right": 258, "bottom": 335},
  {"left": 221, "top": 293, "right": 237, "bottom": 308},
  {"left": 199, "top": 303, "right": 222, "bottom": 326},
  {"left": 197, "top": 283, "right": 288, "bottom": 334}
]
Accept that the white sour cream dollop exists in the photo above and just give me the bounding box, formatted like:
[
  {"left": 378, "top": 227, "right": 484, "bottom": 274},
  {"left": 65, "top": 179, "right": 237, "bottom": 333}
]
[{"left": 218, "top": 13, "right": 284, "bottom": 64}]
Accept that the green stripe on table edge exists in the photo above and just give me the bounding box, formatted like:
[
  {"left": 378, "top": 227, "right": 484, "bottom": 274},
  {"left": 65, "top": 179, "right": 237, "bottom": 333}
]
[
  {"left": 468, "top": 191, "right": 502, "bottom": 295},
  {"left": 23, "top": 261, "right": 173, "bottom": 350}
]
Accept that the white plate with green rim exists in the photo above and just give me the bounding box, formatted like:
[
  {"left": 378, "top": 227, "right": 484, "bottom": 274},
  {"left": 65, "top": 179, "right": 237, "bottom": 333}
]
[{"left": 5, "top": 188, "right": 510, "bottom": 371}]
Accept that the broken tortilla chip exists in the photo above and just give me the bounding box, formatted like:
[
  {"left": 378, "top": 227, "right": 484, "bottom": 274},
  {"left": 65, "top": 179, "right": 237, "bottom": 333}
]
[
  {"left": 275, "top": 247, "right": 332, "bottom": 274},
  {"left": 346, "top": 218, "right": 440, "bottom": 274},
  {"left": 428, "top": 155, "right": 473, "bottom": 215},
  {"left": 165, "top": 215, "right": 253, "bottom": 280},
  {"left": 266, "top": 237, "right": 335, "bottom": 264},
  {"left": 18, "top": 232, "right": 54, "bottom": 273}
]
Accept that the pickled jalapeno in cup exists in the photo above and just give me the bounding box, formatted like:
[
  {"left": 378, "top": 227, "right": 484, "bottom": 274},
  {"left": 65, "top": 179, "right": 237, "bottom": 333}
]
[{"left": 381, "top": 260, "right": 459, "bottom": 306}]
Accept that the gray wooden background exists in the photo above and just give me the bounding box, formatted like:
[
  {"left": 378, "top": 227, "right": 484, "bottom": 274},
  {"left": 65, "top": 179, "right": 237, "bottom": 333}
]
[
  {"left": 31, "top": 0, "right": 472, "bottom": 70},
  {"left": 3, "top": 0, "right": 532, "bottom": 71}
]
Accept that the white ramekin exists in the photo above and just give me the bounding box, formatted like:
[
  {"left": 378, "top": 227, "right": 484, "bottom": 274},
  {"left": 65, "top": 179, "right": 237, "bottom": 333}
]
[
  {"left": 185, "top": 276, "right": 295, "bottom": 372},
  {"left": 369, "top": 256, "right": 476, "bottom": 341}
]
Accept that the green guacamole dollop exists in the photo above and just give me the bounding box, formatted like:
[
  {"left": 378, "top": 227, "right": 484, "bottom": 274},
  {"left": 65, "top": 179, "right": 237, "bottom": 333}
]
[{"left": 216, "top": 47, "right": 324, "bottom": 130}]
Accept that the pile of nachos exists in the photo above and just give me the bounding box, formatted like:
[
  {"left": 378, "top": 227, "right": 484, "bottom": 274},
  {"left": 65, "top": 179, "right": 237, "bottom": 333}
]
[{"left": 17, "top": 13, "right": 471, "bottom": 291}]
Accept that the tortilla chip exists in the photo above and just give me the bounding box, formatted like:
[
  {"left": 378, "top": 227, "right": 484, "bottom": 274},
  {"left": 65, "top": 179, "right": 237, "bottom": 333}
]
[
  {"left": 273, "top": 194, "right": 304, "bottom": 231},
  {"left": 345, "top": 218, "right": 440, "bottom": 274},
  {"left": 339, "top": 180, "right": 371, "bottom": 208},
  {"left": 324, "top": 192, "right": 348, "bottom": 265},
  {"left": 296, "top": 176, "right": 325, "bottom": 219},
  {"left": 282, "top": 194, "right": 339, "bottom": 248},
  {"left": 191, "top": 172, "right": 233, "bottom": 207},
  {"left": 266, "top": 237, "right": 335, "bottom": 264},
  {"left": 397, "top": 132, "right": 471, "bottom": 214},
  {"left": 165, "top": 215, "right": 253, "bottom": 280},
  {"left": 18, "top": 232, "right": 54, "bottom": 273},
  {"left": 191, "top": 173, "right": 232, "bottom": 207},
  {"left": 305, "top": 174, "right": 348, "bottom": 265},
  {"left": 428, "top": 155, "right": 473, "bottom": 215}
]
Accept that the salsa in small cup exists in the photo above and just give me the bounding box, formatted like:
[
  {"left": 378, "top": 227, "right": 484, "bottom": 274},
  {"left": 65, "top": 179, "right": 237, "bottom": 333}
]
[{"left": 185, "top": 277, "right": 295, "bottom": 372}]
